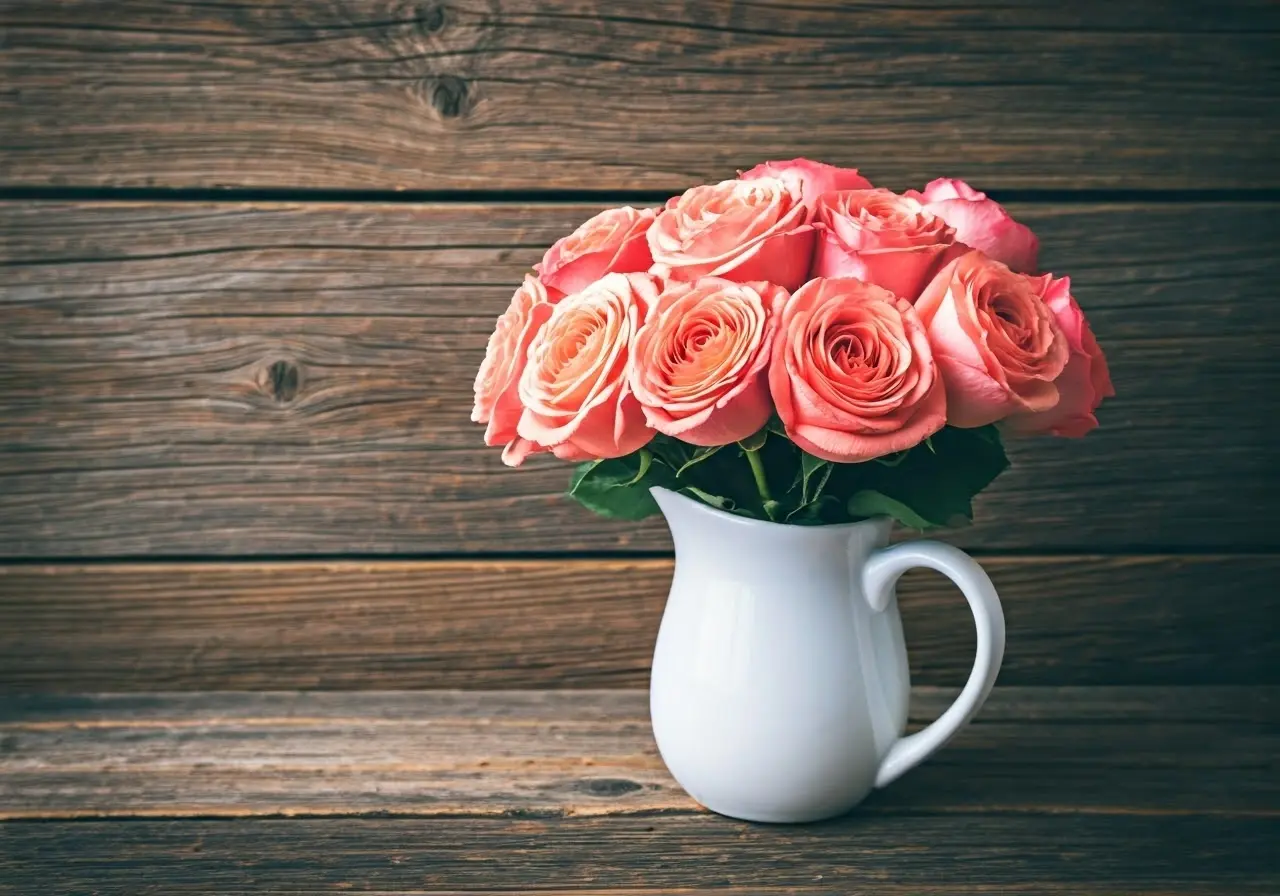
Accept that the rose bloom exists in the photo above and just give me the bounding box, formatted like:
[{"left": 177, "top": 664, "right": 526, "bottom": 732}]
[
  {"left": 648, "top": 176, "right": 815, "bottom": 291},
  {"left": 811, "top": 189, "right": 956, "bottom": 302},
  {"left": 535, "top": 206, "right": 656, "bottom": 295},
  {"left": 740, "top": 157, "right": 872, "bottom": 210},
  {"left": 906, "top": 178, "right": 1039, "bottom": 274},
  {"left": 769, "top": 277, "right": 947, "bottom": 463},
  {"left": 915, "top": 251, "right": 1070, "bottom": 429},
  {"left": 629, "top": 278, "right": 787, "bottom": 446},
  {"left": 472, "top": 275, "right": 555, "bottom": 460},
  {"left": 1004, "top": 275, "right": 1114, "bottom": 437},
  {"left": 510, "top": 272, "right": 659, "bottom": 466}
]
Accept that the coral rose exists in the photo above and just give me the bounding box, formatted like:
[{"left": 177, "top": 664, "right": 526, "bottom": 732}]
[
  {"left": 629, "top": 278, "right": 787, "bottom": 446},
  {"left": 511, "top": 272, "right": 659, "bottom": 466},
  {"left": 472, "top": 274, "right": 555, "bottom": 459},
  {"left": 906, "top": 178, "right": 1039, "bottom": 274},
  {"left": 811, "top": 189, "right": 957, "bottom": 302},
  {"left": 1004, "top": 275, "right": 1114, "bottom": 437},
  {"left": 535, "top": 206, "right": 656, "bottom": 295},
  {"left": 915, "top": 251, "right": 1070, "bottom": 429},
  {"left": 769, "top": 277, "right": 947, "bottom": 463},
  {"left": 648, "top": 176, "right": 815, "bottom": 291},
  {"left": 740, "top": 158, "right": 872, "bottom": 210}
]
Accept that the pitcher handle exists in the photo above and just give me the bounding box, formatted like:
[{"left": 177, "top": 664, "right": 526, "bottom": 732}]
[{"left": 862, "top": 539, "right": 1006, "bottom": 788}]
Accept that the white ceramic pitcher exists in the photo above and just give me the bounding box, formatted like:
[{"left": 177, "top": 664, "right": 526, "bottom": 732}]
[{"left": 648, "top": 487, "right": 1005, "bottom": 823}]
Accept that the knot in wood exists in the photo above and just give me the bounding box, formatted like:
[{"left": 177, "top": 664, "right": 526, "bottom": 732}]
[
  {"left": 577, "top": 778, "right": 642, "bottom": 798},
  {"left": 266, "top": 359, "right": 300, "bottom": 403},
  {"left": 430, "top": 75, "right": 470, "bottom": 119},
  {"left": 419, "top": 3, "right": 447, "bottom": 33}
]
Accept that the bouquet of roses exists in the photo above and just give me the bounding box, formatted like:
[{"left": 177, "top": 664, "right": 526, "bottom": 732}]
[{"left": 472, "top": 159, "right": 1113, "bottom": 528}]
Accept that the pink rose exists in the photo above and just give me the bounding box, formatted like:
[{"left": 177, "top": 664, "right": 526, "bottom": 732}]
[
  {"left": 811, "top": 189, "right": 957, "bottom": 302},
  {"left": 648, "top": 176, "right": 815, "bottom": 291},
  {"left": 769, "top": 277, "right": 946, "bottom": 463},
  {"left": 906, "top": 178, "right": 1039, "bottom": 274},
  {"left": 472, "top": 275, "right": 555, "bottom": 460},
  {"left": 511, "top": 272, "right": 659, "bottom": 466},
  {"left": 1004, "top": 275, "right": 1114, "bottom": 437},
  {"left": 535, "top": 206, "right": 656, "bottom": 295},
  {"left": 740, "top": 158, "right": 872, "bottom": 210},
  {"left": 915, "top": 251, "right": 1070, "bottom": 429},
  {"left": 630, "top": 278, "right": 787, "bottom": 446}
]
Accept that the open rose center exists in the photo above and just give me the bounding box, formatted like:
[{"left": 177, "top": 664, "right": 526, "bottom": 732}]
[
  {"left": 970, "top": 278, "right": 1058, "bottom": 377},
  {"left": 538, "top": 305, "right": 625, "bottom": 407},
  {"left": 655, "top": 301, "right": 758, "bottom": 399},
  {"left": 805, "top": 309, "right": 913, "bottom": 412}
]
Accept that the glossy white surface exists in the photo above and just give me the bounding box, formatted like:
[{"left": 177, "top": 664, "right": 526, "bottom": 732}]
[{"left": 648, "top": 487, "right": 1005, "bottom": 823}]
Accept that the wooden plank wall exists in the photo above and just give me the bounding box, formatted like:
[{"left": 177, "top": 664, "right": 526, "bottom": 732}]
[{"left": 1, "top": 1, "right": 1278, "bottom": 691}]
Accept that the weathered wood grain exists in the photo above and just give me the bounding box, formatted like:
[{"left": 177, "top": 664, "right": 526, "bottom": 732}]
[
  {"left": 3, "top": 200, "right": 1277, "bottom": 555},
  {"left": 7, "top": 687, "right": 1272, "bottom": 725},
  {"left": 0, "top": 688, "right": 1275, "bottom": 820},
  {"left": 0, "top": 812, "right": 1275, "bottom": 894},
  {"left": 2, "top": 690, "right": 1275, "bottom": 892},
  {"left": 1, "top": 1, "right": 1277, "bottom": 191},
  {"left": 1, "top": 556, "right": 1277, "bottom": 691}
]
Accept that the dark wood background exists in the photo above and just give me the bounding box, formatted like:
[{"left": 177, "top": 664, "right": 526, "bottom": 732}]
[{"left": 1, "top": 0, "right": 1278, "bottom": 694}]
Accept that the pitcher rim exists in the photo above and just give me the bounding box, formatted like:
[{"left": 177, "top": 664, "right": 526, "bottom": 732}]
[{"left": 649, "top": 485, "right": 892, "bottom": 534}]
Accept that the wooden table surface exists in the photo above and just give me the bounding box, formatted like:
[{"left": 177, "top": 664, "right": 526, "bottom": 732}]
[
  {"left": 2, "top": 687, "right": 1277, "bottom": 893},
  {"left": 2, "top": 1, "right": 1279, "bottom": 891}
]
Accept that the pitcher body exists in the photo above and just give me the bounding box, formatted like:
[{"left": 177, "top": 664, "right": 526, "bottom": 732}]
[{"left": 649, "top": 487, "right": 1004, "bottom": 823}]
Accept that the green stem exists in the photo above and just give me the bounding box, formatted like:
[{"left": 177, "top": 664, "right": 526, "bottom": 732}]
[{"left": 744, "top": 447, "right": 773, "bottom": 504}]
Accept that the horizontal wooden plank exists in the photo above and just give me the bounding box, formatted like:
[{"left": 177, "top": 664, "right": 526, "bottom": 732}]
[
  {"left": 7, "top": 687, "right": 1273, "bottom": 726},
  {"left": 1, "top": 556, "right": 1277, "bottom": 690},
  {"left": 0, "top": 688, "right": 1275, "bottom": 820},
  {"left": 0, "top": 1, "right": 1277, "bottom": 190},
  {"left": 4, "top": 817, "right": 1274, "bottom": 895},
  {"left": 2, "top": 201, "right": 1278, "bottom": 555}
]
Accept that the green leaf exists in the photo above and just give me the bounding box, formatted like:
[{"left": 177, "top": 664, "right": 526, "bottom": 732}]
[
  {"left": 737, "top": 428, "right": 768, "bottom": 453},
  {"left": 645, "top": 434, "right": 690, "bottom": 471},
  {"left": 786, "top": 494, "right": 843, "bottom": 524},
  {"left": 846, "top": 490, "right": 939, "bottom": 530},
  {"left": 827, "top": 425, "right": 1009, "bottom": 529},
  {"left": 566, "top": 450, "right": 675, "bottom": 521},
  {"left": 763, "top": 499, "right": 784, "bottom": 522},
  {"left": 568, "top": 459, "right": 603, "bottom": 493},
  {"left": 799, "top": 452, "right": 832, "bottom": 504},
  {"left": 681, "top": 485, "right": 736, "bottom": 512},
  {"left": 633, "top": 448, "right": 654, "bottom": 484},
  {"left": 675, "top": 444, "right": 723, "bottom": 477},
  {"left": 766, "top": 416, "right": 789, "bottom": 438}
]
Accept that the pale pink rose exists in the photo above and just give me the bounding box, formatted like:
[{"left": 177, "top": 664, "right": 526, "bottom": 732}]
[
  {"left": 472, "top": 274, "right": 555, "bottom": 458},
  {"left": 648, "top": 176, "right": 815, "bottom": 291},
  {"left": 740, "top": 158, "right": 872, "bottom": 210},
  {"left": 769, "top": 277, "right": 946, "bottom": 463},
  {"left": 510, "top": 272, "right": 659, "bottom": 466},
  {"left": 915, "top": 251, "right": 1070, "bottom": 428},
  {"left": 535, "top": 206, "right": 656, "bottom": 295},
  {"left": 906, "top": 178, "right": 1039, "bottom": 274},
  {"left": 811, "top": 189, "right": 957, "bottom": 302},
  {"left": 1004, "top": 275, "right": 1114, "bottom": 437},
  {"left": 629, "top": 278, "right": 787, "bottom": 446}
]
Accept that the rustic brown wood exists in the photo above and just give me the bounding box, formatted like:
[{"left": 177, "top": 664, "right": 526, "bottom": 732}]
[
  {"left": 0, "top": 687, "right": 1274, "bottom": 817},
  {"left": 1, "top": 688, "right": 1275, "bottom": 820},
  {"left": 1, "top": 1, "right": 1277, "bottom": 191},
  {"left": 3, "top": 200, "right": 1278, "bottom": 555},
  {"left": 0, "top": 809, "right": 1274, "bottom": 893},
  {"left": 2, "top": 688, "right": 1276, "bottom": 892},
  {"left": 7, "top": 686, "right": 1272, "bottom": 725},
  {"left": 1, "top": 556, "right": 1277, "bottom": 691}
]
